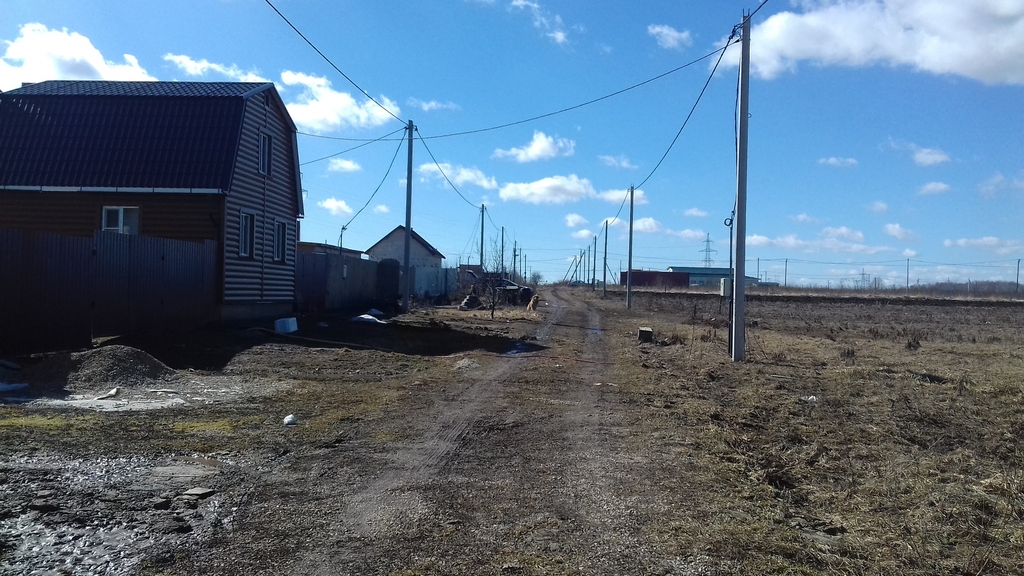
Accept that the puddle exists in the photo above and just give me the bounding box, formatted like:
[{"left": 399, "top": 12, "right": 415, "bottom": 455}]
[{"left": 505, "top": 340, "right": 544, "bottom": 355}]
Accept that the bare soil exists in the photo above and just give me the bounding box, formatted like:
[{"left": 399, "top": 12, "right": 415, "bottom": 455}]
[{"left": 1, "top": 287, "right": 1023, "bottom": 575}]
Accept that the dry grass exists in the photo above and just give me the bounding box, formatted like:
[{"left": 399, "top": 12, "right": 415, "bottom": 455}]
[{"left": 582, "top": 289, "right": 1024, "bottom": 574}]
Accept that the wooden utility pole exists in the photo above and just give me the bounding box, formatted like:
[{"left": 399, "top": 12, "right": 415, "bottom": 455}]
[
  {"left": 602, "top": 220, "right": 608, "bottom": 297},
  {"left": 730, "top": 13, "right": 750, "bottom": 361},
  {"left": 479, "top": 204, "right": 485, "bottom": 267},
  {"left": 402, "top": 120, "right": 415, "bottom": 313},
  {"left": 627, "top": 185, "right": 635, "bottom": 310},
  {"left": 500, "top": 227, "right": 505, "bottom": 280}
]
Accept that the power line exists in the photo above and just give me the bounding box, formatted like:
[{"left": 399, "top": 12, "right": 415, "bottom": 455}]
[
  {"left": 422, "top": 45, "right": 733, "bottom": 140},
  {"left": 298, "top": 130, "right": 403, "bottom": 142},
  {"left": 299, "top": 126, "right": 407, "bottom": 166},
  {"left": 342, "top": 129, "right": 407, "bottom": 230},
  {"left": 262, "top": 0, "right": 403, "bottom": 125},
  {"left": 637, "top": 34, "right": 739, "bottom": 190},
  {"left": 414, "top": 129, "right": 480, "bottom": 209}
]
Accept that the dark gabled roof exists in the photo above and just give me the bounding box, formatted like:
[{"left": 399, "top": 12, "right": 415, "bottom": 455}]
[
  {"left": 367, "top": 225, "right": 446, "bottom": 259},
  {"left": 0, "top": 81, "right": 279, "bottom": 189},
  {"left": 6, "top": 81, "right": 271, "bottom": 98}
]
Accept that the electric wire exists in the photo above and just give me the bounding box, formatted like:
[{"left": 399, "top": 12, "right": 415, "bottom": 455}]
[
  {"left": 414, "top": 129, "right": 479, "bottom": 209},
  {"left": 262, "top": 0, "right": 403, "bottom": 125},
  {"left": 341, "top": 129, "right": 407, "bottom": 231},
  {"left": 298, "top": 129, "right": 404, "bottom": 142},
  {"left": 422, "top": 45, "right": 734, "bottom": 140},
  {"left": 299, "top": 126, "right": 407, "bottom": 166},
  {"left": 636, "top": 33, "right": 739, "bottom": 190}
]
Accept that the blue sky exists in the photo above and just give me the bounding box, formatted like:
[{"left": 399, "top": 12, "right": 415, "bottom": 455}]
[{"left": 3, "top": 0, "right": 1023, "bottom": 287}]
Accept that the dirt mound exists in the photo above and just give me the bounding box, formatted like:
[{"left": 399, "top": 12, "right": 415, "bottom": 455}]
[{"left": 19, "top": 345, "right": 181, "bottom": 391}]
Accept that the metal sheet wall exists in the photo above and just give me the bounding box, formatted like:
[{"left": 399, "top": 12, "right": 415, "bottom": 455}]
[{"left": 0, "top": 228, "right": 217, "bottom": 353}]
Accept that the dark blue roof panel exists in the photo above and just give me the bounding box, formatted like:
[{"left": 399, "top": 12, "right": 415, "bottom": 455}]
[
  {"left": 6, "top": 80, "right": 271, "bottom": 98},
  {"left": 0, "top": 81, "right": 275, "bottom": 189}
]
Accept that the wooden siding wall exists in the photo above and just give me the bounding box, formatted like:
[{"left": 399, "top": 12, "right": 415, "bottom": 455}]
[
  {"left": 222, "top": 92, "right": 299, "bottom": 303},
  {"left": 0, "top": 191, "right": 222, "bottom": 241},
  {"left": 0, "top": 228, "right": 217, "bottom": 353}
]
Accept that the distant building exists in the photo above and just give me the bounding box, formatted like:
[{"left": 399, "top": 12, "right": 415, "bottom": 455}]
[
  {"left": 366, "top": 225, "right": 444, "bottom": 269},
  {"left": 619, "top": 270, "right": 690, "bottom": 288},
  {"left": 666, "top": 266, "right": 758, "bottom": 287}
]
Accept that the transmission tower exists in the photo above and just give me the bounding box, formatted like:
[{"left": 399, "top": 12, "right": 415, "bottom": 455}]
[{"left": 700, "top": 233, "right": 717, "bottom": 268}]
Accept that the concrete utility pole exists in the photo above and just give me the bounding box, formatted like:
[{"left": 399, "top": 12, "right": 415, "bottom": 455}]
[
  {"left": 402, "top": 120, "right": 415, "bottom": 313},
  {"left": 627, "top": 185, "right": 635, "bottom": 310},
  {"left": 730, "top": 13, "right": 750, "bottom": 361},
  {"left": 512, "top": 241, "right": 517, "bottom": 280},
  {"left": 602, "top": 220, "right": 608, "bottom": 297},
  {"left": 479, "top": 204, "right": 485, "bottom": 267},
  {"left": 1017, "top": 259, "right": 1020, "bottom": 294},
  {"left": 500, "top": 227, "right": 505, "bottom": 280}
]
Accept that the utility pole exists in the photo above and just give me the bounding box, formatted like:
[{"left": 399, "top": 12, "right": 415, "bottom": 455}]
[
  {"left": 500, "top": 227, "right": 505, "bottom": 280},
  {"left": 338, "top": 224, "right": 347, "bottom": 249},
  {"left": 512, "top": 241, "right": 517, "bottom": 281},
  {"left": 627, "top": 185, "right": 635, "bottom": 310},
  {"left": 602, "top": 220, "right": 608, "bottom": 297},
  {"left": 906, "top": 258, "right": 910, "bottom": 293},
  {"left": 402, "top": 120, "right": 414, "bottom": 313},
  {"left": 784, "top": 259, "right": 788, "bottom": 287},
  {"left": 592, "top": 235, "right": 597, "bottom": 290},
  {"left": 1017, "top": 259, "right": 1020, "bottom": 294},
  {"left": 479, "top": 204, "right": 485, "bottom": 268},
  {"left": 730, "top": 12, "right": 750, "bottom": 362}
]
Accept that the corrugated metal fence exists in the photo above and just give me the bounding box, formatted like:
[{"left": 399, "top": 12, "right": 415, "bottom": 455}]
[
  {"left": 0, "top": 228, "right": 217, "bottom": 353},
  {"left": 296, "top": 252, "right": 378, "bottom": 313}
]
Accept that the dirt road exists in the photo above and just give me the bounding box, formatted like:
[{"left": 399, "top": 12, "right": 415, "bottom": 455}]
[{"left": 163, "top": 288, "right": 699, "bottom": 575}]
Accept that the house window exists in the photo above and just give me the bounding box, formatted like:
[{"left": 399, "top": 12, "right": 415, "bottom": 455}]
[
  {"left": 259, "top": 132, "right": 272, "bottom": 176},
  {"left": 102, "top": 206, "right": 139, "bottom": 234},
  {"left": 274, "top": 221, "right": 287, "bottom": 262},
  {"left": 239, "top": 212, "right": 255, "bottom": 258}
]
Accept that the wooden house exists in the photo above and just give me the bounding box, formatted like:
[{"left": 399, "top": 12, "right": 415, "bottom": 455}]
[{"left": 0, "top": 80, "right": 303, "bottom": 320}]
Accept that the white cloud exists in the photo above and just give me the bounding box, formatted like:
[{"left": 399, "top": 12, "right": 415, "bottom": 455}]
[
  {"left": 407, "top": 98, "right": 460, "bottom": 112},
  {"left": 821, "top": 226, "right": 865, "bottom": 242},
  {"left": 634, "top": 217, "right": 662, "bottom": 233},
  {"left": 977, "top": 172, "right": 1008, "bottom": 197},
  {"left": 418, "top": 163, "right": 498, "bottom": 189},
  {"left": 493, "top": 131, "right": 575, "bottom": 162},
  {"left": 571, "top": 229, "right": 593, "bottom": 239},
  {"left": 279, "top": 70, "right": 399, "bottom": 133},
  {"left": 565, "top": 213, "right": 588, "bottom": 227},
  {"left": 747, "top": 232, "right": 893, "bottom": 255},
  {"left": 499, "top": 174, "right": 593, "bottom": 204},
  {"left": 595, "top": 188, "right": 648, "bottom": 204},
  {"left": 601, "top": 217, "right": 624, "bottom": 228},
  {"left": 869, "top": 201, "right": 889, "bottom": 213},
  {"left": 498, "top": 176, "right": 647, "bottom": 205},
  {"left": 903, "top": 248, "right": 918, "bottom": 257},
  {"left": 327, "top": 158, "right": 361, "bottom": 173},
  {"left": 671, "top": 229, "right": 706, "bottom": 242},
  {"left": 510, "top": 0, "right": 571, "bottom": 46},
  {"left": 790, "top": 213, "right": 815, "bottom": 223},
  {"left": 818, "top": 156, "right": 858, "bottom": 167},
  {"left": 918, "top": 181, "right": 951, "bottom": 195},
  {"left": 647, "top": 24, "right": 693, "bottom": 50},
  {"left": 318, "top": 197, "right": 353, "bottom": 216},
  {"left": 684, "top": 208, "right": 709, "bottom": 217},
  {"left": 911, "top": 145, "right": 951, "bottom": 166},
  {"left": 944, "top": 236, "right": 1024, "bottom": 255},
  {"left": 373, "top": 204, "right": 390, "bottom": 214},
  {"left": 163, "top": 53, "right": 268, "bottom": 82},
  {"left": 884, "top": 222, "right": 914, "bottom": 241},
  {"left": 744, "top": 1, "right": 1024, "bottom": 85},
  {"left": 0, "top": 23, "right": 155, "bottom": 91},
  {"left": 598, "top": 155, "right": 637, "bottom": 169}
]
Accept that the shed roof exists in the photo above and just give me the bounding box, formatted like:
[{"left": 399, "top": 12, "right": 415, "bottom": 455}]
[{"left": 0, "top": 81, "right": 283, "bottom": 190}]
